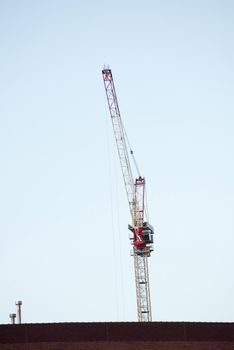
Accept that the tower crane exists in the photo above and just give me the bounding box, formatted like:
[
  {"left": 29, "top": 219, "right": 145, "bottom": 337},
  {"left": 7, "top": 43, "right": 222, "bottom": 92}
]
[{"left": 102, "top": 68, "right": 155, "bottom": 322}]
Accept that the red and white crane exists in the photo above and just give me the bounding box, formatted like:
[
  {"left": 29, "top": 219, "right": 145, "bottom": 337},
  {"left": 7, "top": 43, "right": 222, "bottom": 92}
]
[{"left": 102, "top": 68, "right": 154, "bottom": 322}]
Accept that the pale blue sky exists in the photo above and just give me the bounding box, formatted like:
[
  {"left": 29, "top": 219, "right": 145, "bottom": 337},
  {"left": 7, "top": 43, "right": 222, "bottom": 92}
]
[{"left": 0, "top": 0, "right": 233, "bottom": 323}]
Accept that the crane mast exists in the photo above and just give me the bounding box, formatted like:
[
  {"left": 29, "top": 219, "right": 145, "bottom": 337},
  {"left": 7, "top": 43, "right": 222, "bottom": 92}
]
[{"left": 102, "top": 68, "right": 154, "bottom": 322}]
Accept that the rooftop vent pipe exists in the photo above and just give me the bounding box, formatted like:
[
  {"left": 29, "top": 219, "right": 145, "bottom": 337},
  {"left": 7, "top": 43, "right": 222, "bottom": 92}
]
[
  {"left": 9, "top": 313, "right": 16, "bottom": 324},
  {"left": 15, "top": 300, "right": 22, "bottom": 324}
]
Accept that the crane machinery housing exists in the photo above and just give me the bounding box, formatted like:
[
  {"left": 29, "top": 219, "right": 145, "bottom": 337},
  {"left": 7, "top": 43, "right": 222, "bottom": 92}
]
[{"left": 102, "top": 68, "right": 155, "bottom": 322}]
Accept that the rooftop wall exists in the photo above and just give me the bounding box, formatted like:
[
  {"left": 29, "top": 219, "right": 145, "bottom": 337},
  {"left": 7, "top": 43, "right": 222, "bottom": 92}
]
[{"left": 0, "top": 322, "right": 233, "bottom": 350}]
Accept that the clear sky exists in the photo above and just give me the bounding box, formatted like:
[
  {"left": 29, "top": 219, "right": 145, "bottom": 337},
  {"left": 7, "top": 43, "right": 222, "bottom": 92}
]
[{"left": 0, "top": 0, "right": 233, "bottom": 324}]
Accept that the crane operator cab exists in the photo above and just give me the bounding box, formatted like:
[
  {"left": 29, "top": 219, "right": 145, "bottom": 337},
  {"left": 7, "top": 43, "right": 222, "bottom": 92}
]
[
  {"left": 142, "top": 222, "right": 154, "bottom": 244},
  {"left": 128, "top": 222, "right": 154, "bottom": 256}
]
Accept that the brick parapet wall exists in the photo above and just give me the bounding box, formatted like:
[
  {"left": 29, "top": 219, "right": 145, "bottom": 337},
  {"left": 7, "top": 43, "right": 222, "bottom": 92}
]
[
  {"left": 0, "top": 341, "right": 234, "bottom": 350},
  {"left": 0, "top": 322, "right": 234, "bottom": 350}
]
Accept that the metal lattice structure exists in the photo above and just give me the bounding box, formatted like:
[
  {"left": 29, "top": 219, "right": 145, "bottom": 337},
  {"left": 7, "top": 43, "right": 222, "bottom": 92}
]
[
  {"left": 102, "top": 68, "right": 154, "bottom": 322},
  {"left": 134, "top": 255, "right": 152, "bottom": 321}
]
